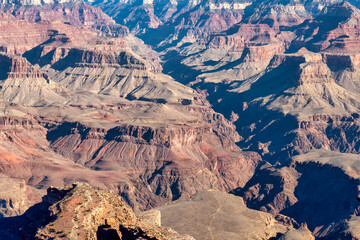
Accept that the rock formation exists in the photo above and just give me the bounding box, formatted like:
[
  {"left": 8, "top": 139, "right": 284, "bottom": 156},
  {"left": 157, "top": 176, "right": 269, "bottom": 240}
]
[
  {"left": 95, "top": 0, "right": 250, "bottom": 39},
  {"left": 213, "top": 47, "right": 360, "bottom": 161},
  {"left": 0, "top": 54, "right": 68, "bottom": 106},
  {"left": 289, "top": 1, "right": 360, "bottom": 52},
  {"left": 0, "top": 182, "right": 194, "bottom": 239}
]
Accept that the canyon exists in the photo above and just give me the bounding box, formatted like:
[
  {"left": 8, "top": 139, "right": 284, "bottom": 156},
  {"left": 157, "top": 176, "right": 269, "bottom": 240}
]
[
  {"left": 0, "top": 0, "right": 360, "bottom": 239},
  {"left": 0, "top": 16, "right": 262, "bottom": 214}
]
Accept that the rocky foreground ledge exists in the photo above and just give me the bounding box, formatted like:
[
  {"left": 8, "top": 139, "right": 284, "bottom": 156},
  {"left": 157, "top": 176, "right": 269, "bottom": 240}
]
[
  {"left": 0, "top": 182, "right": 194, "bottom": 240},
  {"left": 0, "top": 182, "right": 317, "bottom": 240}
]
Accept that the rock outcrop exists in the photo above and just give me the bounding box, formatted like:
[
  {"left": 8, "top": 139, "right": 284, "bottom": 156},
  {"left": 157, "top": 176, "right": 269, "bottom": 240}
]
[
  {"left": 0, "top": 182, "right": 194, "bottom": 239},
  {"left": 0, "top": 54, "right": 67, "bottom": 106}
]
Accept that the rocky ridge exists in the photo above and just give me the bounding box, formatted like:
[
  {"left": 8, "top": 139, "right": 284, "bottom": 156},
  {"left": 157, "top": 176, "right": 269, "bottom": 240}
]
[{"left": 0, "top": 182, "right": 194, "bottom": 239}]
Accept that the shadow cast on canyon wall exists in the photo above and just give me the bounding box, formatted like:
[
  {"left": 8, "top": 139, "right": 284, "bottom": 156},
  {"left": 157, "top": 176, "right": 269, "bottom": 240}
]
[
  {"left": 281, "top": 162, "right": 360, "bottom": 231},
  {"left": 0, "top": 201, "right": 52, "bottom": 240},
  {"left": 233, "top": 161, "right": 360, "bottom": 237},
  {"left": 97, "top": 225, "right": 121, "bottom": 240}
]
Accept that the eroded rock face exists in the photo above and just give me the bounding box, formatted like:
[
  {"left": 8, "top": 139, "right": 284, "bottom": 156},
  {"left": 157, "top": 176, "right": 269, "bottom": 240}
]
[
  {"left": 0, "top": 1, "right": 115, "bottom": 26},
  {"left": 0, "top": 87, "right": 260, "bottom": 212},
  {"left": 1, "top": 19, "right": 193, "bottom": 102},
  {"left": 0, "top": 182, "right": 194, "bottom": 239},
  {"left": 0, "top": 3, "right": 160, "bottom": 73},
  {"left": 290, "top": 2, "right": 360, "bottom": 52},
  {"left": 197, "top": 43, "right": 360, "bottom": 162},
  {"left": 0, "top": 54, "right": 67, "bottom": 106},
  {"left": 43, "top": 108, "right": 260, "bottom": 207}
]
